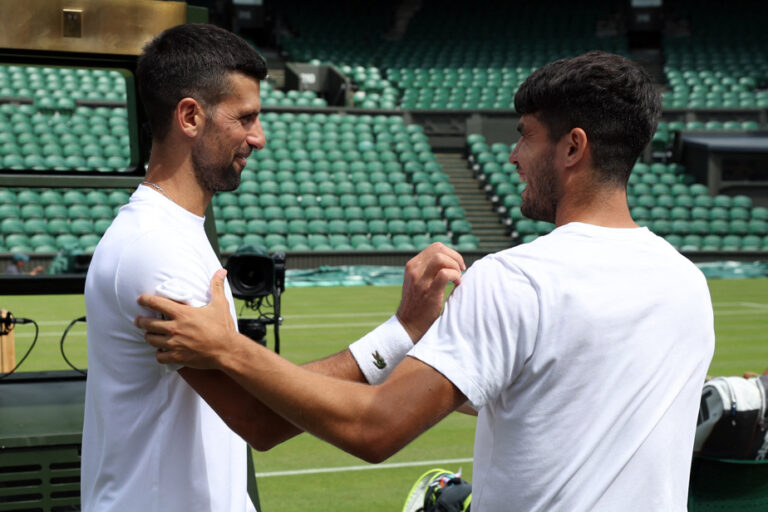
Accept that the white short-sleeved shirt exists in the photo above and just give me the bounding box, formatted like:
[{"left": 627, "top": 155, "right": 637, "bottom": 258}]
[
  {"left": 82, "top": 186, "right": 256, "bottom": 512},
  {"left": 410, "top": 223, "right": 715, "bottom": 511}
]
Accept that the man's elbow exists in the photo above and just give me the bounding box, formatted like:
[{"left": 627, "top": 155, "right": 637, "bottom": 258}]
[
  {"left": 248, "top": 436, "right": 280, "bottom": 452},
  {"left": 238, "top": 421, "right": 300, "bottom": 452},
  {"left": 351, "top": 443, "right": 396, "bottom": 464},
  {"left": 344, "top": 423, "right": 404, "bottom": 464}
]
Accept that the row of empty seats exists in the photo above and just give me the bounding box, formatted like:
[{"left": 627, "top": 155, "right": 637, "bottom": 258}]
[
  {"left": 0, "top": 188, "right": 130, "bottom": 253},
  {"left": 0, "top": 65, "right": 127, "bottom": 103},
  {"left": 259, "top": 80, "right": 327, "bottom": 108},
  {"left": 662, "top": 0, "right": 768, "bottom": 109},
  {"left": 0, "top": 102, "right": 131, "bottom": 172}
]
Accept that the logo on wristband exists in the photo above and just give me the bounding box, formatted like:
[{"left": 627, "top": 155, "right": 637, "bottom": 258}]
[{"left": 372, "top": 351, "right": 387, "bottom": 370}]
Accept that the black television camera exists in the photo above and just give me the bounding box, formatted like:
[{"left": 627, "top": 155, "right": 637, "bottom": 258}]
[{"left": 225, "top": 246, "right": 286, "bottom": 353}]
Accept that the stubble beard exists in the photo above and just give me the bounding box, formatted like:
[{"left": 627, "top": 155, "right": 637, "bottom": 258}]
[
  {"left": 520, "top": 152, "right": 559, "bottom": 224},
  {"left": 191, "top": 136, "right": 242, "bottom": 193}
]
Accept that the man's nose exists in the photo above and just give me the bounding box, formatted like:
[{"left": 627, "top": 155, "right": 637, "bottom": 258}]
[
  {"left": 509, "top": 147, "right": 518, "bottom": 165},
  {"left": 246, "top": 119, "right": 265, "bottom": 151}
]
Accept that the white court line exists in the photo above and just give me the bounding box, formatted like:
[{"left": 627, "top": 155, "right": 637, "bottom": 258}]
[
  {"left": 281, "top": 321, "right": 384, "bottom": 330},
  {"left": 717, "top": 302, "right": 768, "bottom": 310},
  {"left": 255, "top": 457, "right": 473, "bottom": 478},
  {"left": 277, "top": 312, "right": 392, "bottom": 320},
  {"left": 716, "top": 311, "right": 768, "bottom": 317}
]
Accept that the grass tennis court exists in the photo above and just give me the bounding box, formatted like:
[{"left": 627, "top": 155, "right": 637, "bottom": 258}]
[{"left": 1, "top": 277, "right": 767, "bottom": 510}]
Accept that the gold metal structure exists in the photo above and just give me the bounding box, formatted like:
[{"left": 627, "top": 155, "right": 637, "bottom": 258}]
[{"left": 0, "top": 0, "right": 187, "bottom": 56}]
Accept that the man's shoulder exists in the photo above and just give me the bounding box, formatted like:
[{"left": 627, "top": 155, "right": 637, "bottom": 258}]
[
  {"left": 99, "top": 211, "right": 196, "bottom": 260},
  {"left": 460, "top": 249, "right": 538, "bottom": 296}
]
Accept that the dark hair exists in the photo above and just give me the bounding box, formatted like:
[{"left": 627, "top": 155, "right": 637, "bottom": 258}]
[
  {"left": 514, "top": 51, "right": 661, "bottom": 186},
  {"left": 136, "top": 23, "right": 267, "bottom": 141}
]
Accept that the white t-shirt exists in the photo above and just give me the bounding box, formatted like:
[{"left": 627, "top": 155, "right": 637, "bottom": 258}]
[
  {"left": 410, "top": 222, "right": 715, "bottom": 512},
  {"left": 82, "top": 186, "right": 256, "bottom": 512}
]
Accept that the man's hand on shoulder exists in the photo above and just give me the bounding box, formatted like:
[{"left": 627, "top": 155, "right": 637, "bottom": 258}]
[
  {"left": 135, "top": 269, "right": 243, "bottom": 369},
  {"left": 396, "top": 242, "right": 465, "bottom": 342}
]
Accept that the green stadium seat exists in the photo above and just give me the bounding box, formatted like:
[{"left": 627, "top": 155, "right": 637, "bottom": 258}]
[
  {"left": 635, "top": 195, "right": 655, "bottom": 208},
  {"left": 107, "top": 191, "right": 130, "bottom": 206},
  {"left": 368, "top": 220, "right": 388, "bottom": 236},
  {"left": 721, "top": 235, "right": 741, "bottom": 250},
  {"left": 20, "top": 203, "right": 44, "bottom": 219},
  {"left": 690, "top": 207, "right": 710, "bottom": 221},
  {"left": 302, "top": 206, "right": 323, "bottom": 221},
  {"left": 264, "top": 234, "right": 286, "bottom": 249},
  {"left": 278, "top": 194, "right": 299, "bottom": 208},
  {"left": 407, "top": 219, "right": 428, "bottom": 235},
  {"left": 1, "top": 218, "right": 25, "bottom": 235},
  {"left": 70, "top": 219, "right": 94, "bottom": 236},
  {"left": 651, "top": 206, "right": 670, "bottom": 220},
  {"left": 307, "top": 219, "right": 329, "bottom": 234},
  {"left": 730, "top": 207, "right": 750, "bottom": 221},
  {"left": 730, "top": 220, "right": 749, "bottom": 236},
  {"left": 752, "top": 207, "right": 768, "bottom": 221},
  {"left": 708, "top": 219, "right": 729, "bottom": 236},
  {"left": 23, "top": 218, "right": 48, "bottom": 235},
  {"left": 742, "top": 235, "right": 762, "bottom": 251},
  {"left": 426, "top": 219, "right": 448, "bottom": 235},
  {"left": 693, "top": 195, "right": 714, "bottom": 208},
  {"left": 690, "top": 220, "right": 710, "bottom": 235},
  {"left": 701, "top": 235, "right": 722, "bottom": 250},
  {"left": 681, "top": 234, "right": 702, "bottom": 251},
  {"left": 246, "top": 219, "right": 267, "bottom": 235},
  {"left": 259, "top": 194, "right": 279, "bottom": 208},
  {"left": 5, "top": 233, "right": 31, "bottom": 250},
  {"left": 79, "top": 233, "right": 102, "bottom": 251},
  {"left": 238, "top": 194, "right": 259, "bottom": 207},
  {"left": 388, "top": 219, "right": 408, "bottom": 235},
  {"left": 227, "top": 219, "right": 248, "bottom": 236},
  {"left": 732, "top": 195, "right": 753, "bottom": 209},
  {"left": 749, "top": 220, "right": 768, "bottom": 236},
  {"left": 712, "top": 195, "right": 732, "bottom": 208},
  {"left": 284, "top": 206, "right": 304, "bottom": 221},
  {"left": 220, "top": 205, "right": 241, "bottom": 220},
  {"left": 267, "top": 219, "right": 288, "bottom": 235},
  {"left": 371, "top": 235, "right": 394, "bottom": 250},
  {"left": 93, "top": 219, "right": 112, "bottom": 235},
  {"left": 286, "top": 218, "right": 307, "bottom": 234}
]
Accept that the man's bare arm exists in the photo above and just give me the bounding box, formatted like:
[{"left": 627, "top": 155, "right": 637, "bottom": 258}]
[
  {"left": 141, "top": 243, "right": 465, "bottom": 450},
  {"left": 179, "top": 349, "right": 364, "bottom": 451},
  {"left": 215, "top": 347, "right": 467, "bottom": 463},
  {"left": 154, "top": 319, "right": 466, "bottom": 462}
]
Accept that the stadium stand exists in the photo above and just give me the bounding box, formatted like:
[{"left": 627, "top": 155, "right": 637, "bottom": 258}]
[
  {"left": 1, "top": 0, "right": 767, "bottom": 265},
  {"left": 0, "top": 64, "right": 132, "bottom": 173},
  {"left": 0, "top": 187, "right": 130, "bottom": 255},
  {"left": 276, "top": 0, "right": 626, "bottom": 110},
  {"left": 661, "top": 0, "right": 768, "bottom": 110},
  {"left": 211, "top": 112, "right": 477, "bottom": 252}
]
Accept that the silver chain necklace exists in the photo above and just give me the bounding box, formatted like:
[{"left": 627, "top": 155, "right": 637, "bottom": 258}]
[{"left": 141, "top": 181, "right": 173, "bottom": 201}]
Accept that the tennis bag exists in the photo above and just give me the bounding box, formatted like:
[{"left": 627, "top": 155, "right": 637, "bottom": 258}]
[
  {"left": 402, "top": 468, "right": 472, "bottom": 512},
  {"left": 694, "top": 374, "right": 768, "bottom": 460}
]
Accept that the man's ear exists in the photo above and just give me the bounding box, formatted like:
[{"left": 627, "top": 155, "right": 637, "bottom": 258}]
[
  {"left": 564, "top": 127, "right": 588, "bottom": 169},
  {"left": 175, "top": 97, "right": 206, "bottom": 138}
]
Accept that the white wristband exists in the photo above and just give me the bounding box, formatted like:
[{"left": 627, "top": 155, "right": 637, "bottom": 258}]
[{"left": 349, "top": 315, "right": 414, "bottom": 384}]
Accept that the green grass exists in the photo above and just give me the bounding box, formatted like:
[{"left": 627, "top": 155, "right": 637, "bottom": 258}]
[{"left": 1, "top": 278, "right": 767, "bottom": 511}]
